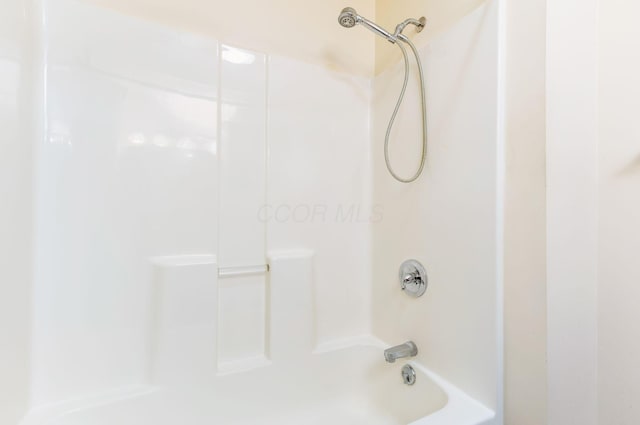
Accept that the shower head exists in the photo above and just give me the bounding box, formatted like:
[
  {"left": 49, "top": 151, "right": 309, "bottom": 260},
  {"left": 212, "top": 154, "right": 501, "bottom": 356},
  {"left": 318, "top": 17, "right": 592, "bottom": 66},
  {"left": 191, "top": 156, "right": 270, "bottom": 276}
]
[
  {"left": 338, "top": 7, "right": 427, "bottom": 43},
  {"left": 337, "top": 7, "right": 396, "bottom": 42},
  {"left": 338, "top": 7, "right": 357, "bottom": 28}
]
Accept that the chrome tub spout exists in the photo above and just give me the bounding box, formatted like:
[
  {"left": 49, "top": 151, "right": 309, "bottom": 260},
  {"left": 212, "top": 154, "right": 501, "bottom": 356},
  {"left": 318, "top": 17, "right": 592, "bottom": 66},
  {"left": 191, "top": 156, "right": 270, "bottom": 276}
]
[{"left": 384, "top": 341, "right": 418, "bottom": 363}]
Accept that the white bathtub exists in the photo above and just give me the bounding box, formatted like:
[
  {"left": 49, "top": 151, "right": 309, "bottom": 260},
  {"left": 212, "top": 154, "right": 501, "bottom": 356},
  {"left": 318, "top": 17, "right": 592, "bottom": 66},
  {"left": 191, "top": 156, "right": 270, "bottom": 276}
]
[{"left": 22, "top": 340, "right": 494, "bottom": 425}]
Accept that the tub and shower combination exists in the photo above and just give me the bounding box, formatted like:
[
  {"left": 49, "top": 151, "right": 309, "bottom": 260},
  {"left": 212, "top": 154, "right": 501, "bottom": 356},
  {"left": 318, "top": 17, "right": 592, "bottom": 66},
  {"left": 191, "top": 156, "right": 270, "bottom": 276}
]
[
  {"left": 3, "top": 0, "right": 503, "bottom": 423},
  {"left": 22, "top": 341, "right": 494, "bottom": 424}
]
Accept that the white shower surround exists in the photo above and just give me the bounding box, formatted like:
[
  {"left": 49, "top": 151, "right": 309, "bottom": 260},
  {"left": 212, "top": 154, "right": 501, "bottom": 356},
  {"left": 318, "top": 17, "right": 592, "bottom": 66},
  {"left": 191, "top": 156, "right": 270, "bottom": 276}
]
[
  {"left": 4, "top": 0, "right": 503, "bottom": 423},
  {"left": 22, "top": 341, "right": 494, "bottom": 425},
  {"left": 372, "top": 0, "right": 501, "bottom": 412}
]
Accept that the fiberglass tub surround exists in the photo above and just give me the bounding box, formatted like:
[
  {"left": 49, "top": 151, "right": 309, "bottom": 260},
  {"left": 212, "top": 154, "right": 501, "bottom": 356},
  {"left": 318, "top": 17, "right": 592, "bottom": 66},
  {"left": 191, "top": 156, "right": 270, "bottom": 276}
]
[
  {"left": 16, "top": 0, "right": 502, "bottom": 424},
  {"left": 23, "top": 340, "right": 495, "bottom": 425}
]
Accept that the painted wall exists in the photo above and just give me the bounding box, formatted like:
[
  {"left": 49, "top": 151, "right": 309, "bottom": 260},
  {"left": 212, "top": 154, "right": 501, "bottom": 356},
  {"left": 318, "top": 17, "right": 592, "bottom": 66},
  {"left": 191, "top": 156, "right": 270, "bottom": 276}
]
[
  {"left": 503, "top": 0, "right": 547, "bottom": 423},
  {"left": 547, "top": 2, "right": 640, "bottom": 424},
  {"left": 546, "top": 0, "right": 599, "bottom": 423},
  {"left": 597, "top": 1, "right": 640, "bottom": 423},
  {"left": 374, "top": 0, "right": 486, "bottom": 74},
  {"left": 371, "top": 1, "right": 500, "bottom": 411},
  {"left": 0, "top": 0, "right": 33, "bottom": 423},
  {"left": 78, "top": 0, "right": 376, "bottom": 77}
]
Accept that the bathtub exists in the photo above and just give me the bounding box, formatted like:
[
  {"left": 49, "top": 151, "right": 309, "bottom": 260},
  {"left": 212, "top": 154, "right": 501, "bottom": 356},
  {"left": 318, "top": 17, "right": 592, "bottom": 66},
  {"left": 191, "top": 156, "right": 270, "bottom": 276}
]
[{"left": 22, "top": 339, "right": 494, "bottom": 425}]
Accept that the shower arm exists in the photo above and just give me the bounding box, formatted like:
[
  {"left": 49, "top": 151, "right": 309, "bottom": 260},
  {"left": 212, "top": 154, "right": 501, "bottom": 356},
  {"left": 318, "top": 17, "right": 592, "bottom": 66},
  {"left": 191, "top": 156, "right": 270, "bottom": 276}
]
[
  {"left": 393, "top": 17, "right": 427, "bottom": 40},
  {"left": 357, "top": 16, "right": 426, "bottom": 43}
]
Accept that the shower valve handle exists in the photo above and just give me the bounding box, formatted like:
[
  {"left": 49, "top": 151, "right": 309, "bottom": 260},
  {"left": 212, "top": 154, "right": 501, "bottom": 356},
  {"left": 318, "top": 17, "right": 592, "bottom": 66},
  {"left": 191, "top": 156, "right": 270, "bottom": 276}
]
[
  {"left": 401, "top": 272, "right": 419, "bottom": 290},
  {"left": 398, "top": 260, "right": 428, "bottom": 298}
]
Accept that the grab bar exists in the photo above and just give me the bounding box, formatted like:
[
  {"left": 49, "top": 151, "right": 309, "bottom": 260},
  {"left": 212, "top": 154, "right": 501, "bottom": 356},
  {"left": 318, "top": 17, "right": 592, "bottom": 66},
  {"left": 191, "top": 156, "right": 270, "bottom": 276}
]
[{"left": 218, "top": 264, "right": 269, "bottom": 278}]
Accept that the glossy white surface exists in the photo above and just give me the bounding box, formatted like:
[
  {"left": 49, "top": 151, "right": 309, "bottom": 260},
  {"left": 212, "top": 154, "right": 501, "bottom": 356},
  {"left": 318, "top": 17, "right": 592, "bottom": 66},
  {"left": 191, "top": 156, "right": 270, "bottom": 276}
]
[
  {"left": 21, "top": 340, "right": 494, "bottom": 425},
  {"left": 30, "top": 0, "right": 376, "bottom": 408},
  {"left": 32, "top": 0, "right": 219, "bottom": 405},
  {"left": 266, "top": 54, "right": 372, "bottom": 344},
  {"left": 218, "top": 44, "right": 267, "bottom": 268},
  {"left": 217, "top": 274, "right": 267, "bottom": 370},
  {"left": 371, "top": 1, "right": 500, "bottom": 411},
  {"left": 149, "top": 255, "right": 218, "bottom": 385},
  {"left": 9, "top": 0, "right": 501, "bottom": 423},
  {"left": 79, "top": 0, "right": 377, "bottom": 77},
  {"left": 268, "top": 251, "right": 314, "bottom": 362},
  {"left": 0, "top": 0, "right": 33, "bottom": 422}
]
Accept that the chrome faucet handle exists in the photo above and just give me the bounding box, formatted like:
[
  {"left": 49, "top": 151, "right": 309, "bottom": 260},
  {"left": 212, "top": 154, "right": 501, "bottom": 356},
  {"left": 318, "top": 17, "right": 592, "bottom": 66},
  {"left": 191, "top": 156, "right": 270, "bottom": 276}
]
[
  {"left": 401, "top": 272, "right": 419, "bottom": 290},
  {"left": 399, "top": 260, "right": 428, "bottom": 298}
]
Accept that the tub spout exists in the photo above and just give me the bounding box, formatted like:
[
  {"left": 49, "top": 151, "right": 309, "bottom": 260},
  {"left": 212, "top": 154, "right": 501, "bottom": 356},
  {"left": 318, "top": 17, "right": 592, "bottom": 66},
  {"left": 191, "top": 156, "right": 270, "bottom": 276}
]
[{"left": 384, "top": 341, "right": 418, "bottom": 363}]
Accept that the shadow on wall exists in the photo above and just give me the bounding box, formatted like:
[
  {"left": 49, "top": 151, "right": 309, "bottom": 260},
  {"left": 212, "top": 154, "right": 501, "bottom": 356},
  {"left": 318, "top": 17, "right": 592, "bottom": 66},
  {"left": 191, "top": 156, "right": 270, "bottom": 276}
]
[
  {"left": 76, "top": 0, "right": 377, "bottom": 77},
  {"left": 318, "top": 49, "right": 372, "bottom": 103},
  {"left": 429, "top": 1, "right": 492, "bottom": 143},
  {"left": 616, "top": 154, "right": 640, "bottom": 177},
  {"left": 374, "top": 0, "right": 488, "bottom": 74}
]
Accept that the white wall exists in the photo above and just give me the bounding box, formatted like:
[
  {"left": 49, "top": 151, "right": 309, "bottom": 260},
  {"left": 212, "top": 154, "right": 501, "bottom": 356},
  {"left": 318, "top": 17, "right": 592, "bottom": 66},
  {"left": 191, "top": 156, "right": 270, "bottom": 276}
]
[
  {"left": 546, "top": 0, "right": 599, "bottom": 423},
  {"left": 371, "top": 1, "right": 500, "bottom": 411},
  {"left": 597, "top": 1, "right": 640, "bottom": 423},
  {"left": 29, "top": 0, "right": 372, "bottom": 408},
  {"left": 78, "top": 0, "right": 377, "bottom": 77},
  {"left": 547, "top": 2, "right": 640, "bottom": 424},
  {"left": 32, "top": 0, "right": 220, "bottom": 404},
  {"left": 374, "top": 0, "right": 486, "bottom": 74},
  {"left": 18, "top": 0, "right": 640, "bottom": 423},
  {"left": 374, "top": 0, "right": 549, "bottom": 420},
  {"left": 14, "top": 0, "right": 503, "bottom": 418},
  {"left": 266, "top": 54, "right": 372, "bottom": 344},
  {"left": 503, "top": 0, "right": 547, "bottom": 422},
  {"left": 0, "top": 0, "right": 33, "bottom": 422}
]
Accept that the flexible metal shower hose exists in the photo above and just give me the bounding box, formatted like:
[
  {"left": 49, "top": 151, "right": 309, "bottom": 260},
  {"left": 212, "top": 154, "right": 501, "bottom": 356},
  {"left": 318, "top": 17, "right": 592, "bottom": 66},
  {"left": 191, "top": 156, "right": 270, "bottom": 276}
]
[{"left": 384, "top": 36, "right": 428, "bottom": 183}]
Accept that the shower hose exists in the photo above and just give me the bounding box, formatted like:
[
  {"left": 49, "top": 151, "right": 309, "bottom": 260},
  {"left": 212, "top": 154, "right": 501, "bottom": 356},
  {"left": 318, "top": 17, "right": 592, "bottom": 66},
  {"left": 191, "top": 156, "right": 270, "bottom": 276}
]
[{"left": 385, "top": 35, "right": 428, "bottom": 183}]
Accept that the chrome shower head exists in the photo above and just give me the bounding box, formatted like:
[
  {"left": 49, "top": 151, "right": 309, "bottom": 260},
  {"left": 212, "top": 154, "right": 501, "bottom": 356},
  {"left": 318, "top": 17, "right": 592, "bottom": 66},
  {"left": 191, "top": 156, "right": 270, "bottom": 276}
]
[
  {"left": 337, "top": 7, "right": 395, "bottom": 42},
  {"left": 338, "top": 7, "right": 426, "bottom": 43},
  {"left": 338, "top": 7, "right": 357, "bottom": 28}
]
